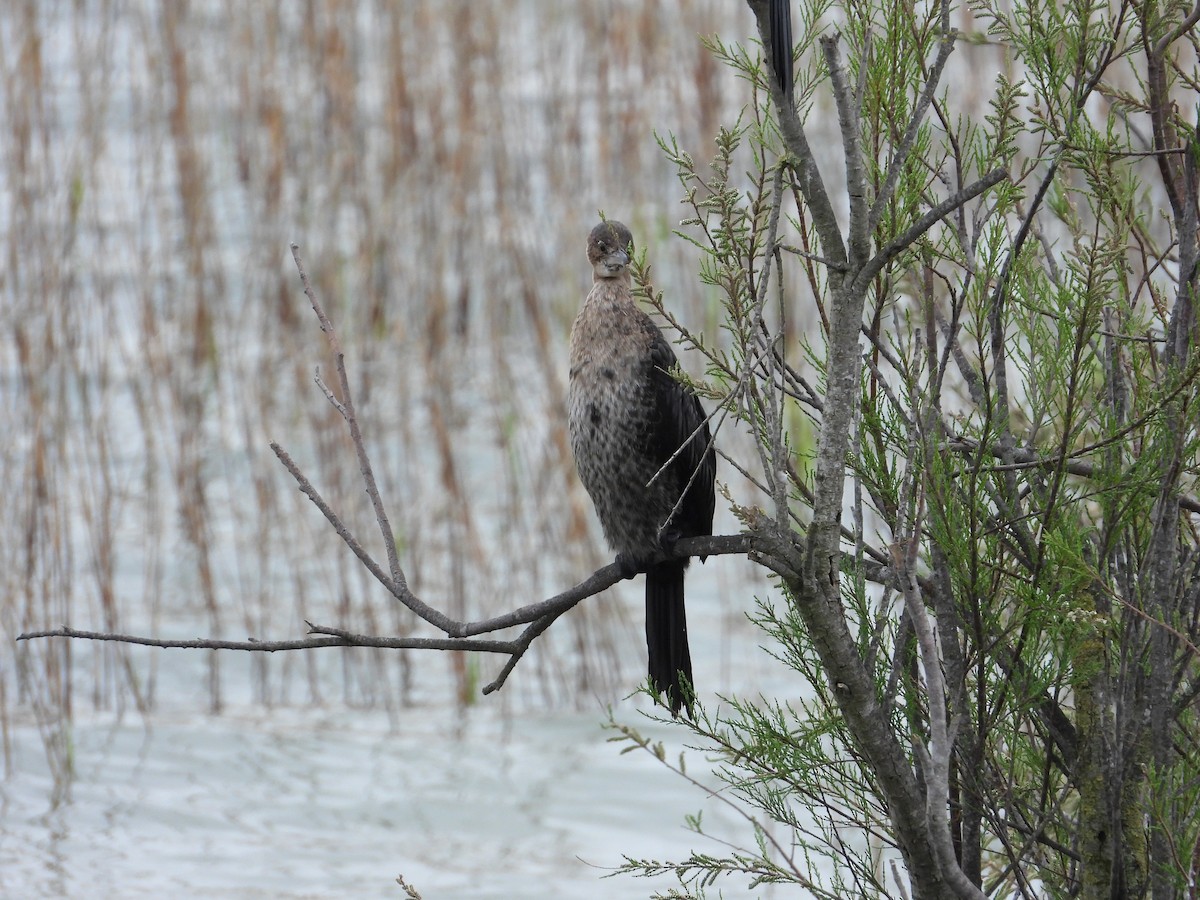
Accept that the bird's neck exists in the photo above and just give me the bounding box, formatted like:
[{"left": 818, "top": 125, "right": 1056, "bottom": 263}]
[
  {"left": 587, "top": 275, "right": 635, "bottom": 308},
  {"left": 573, "top": 275, "right": 646, "bottom": 364},
  {"left": 592, "top": 271, "right": 633, "bottom": 289}
]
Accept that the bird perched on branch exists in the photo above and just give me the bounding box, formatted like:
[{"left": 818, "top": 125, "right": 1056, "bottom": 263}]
[{"left": 568, "top": 220, "right": 716, "bottom": 716}]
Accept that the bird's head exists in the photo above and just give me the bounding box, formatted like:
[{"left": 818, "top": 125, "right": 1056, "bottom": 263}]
[{"left": 587, "top": 220, "right": 634, "bottom": 281}]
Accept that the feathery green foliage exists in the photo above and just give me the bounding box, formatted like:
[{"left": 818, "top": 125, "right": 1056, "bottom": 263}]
[{"left": 617, "top": 0, "right": 1200, "bottom": 895}]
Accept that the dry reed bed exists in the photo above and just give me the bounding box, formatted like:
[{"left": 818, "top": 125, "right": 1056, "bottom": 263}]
[
  {"left": 0, "top": 0, "right": 770, "bottom": 780},
  {"left": 4, "top": 0, "right": 1190, "bottom": 794}
]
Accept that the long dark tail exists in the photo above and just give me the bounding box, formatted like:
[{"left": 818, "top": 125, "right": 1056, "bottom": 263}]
[{"left": 645, "top": 561, "right": 693, "bottom": 716}]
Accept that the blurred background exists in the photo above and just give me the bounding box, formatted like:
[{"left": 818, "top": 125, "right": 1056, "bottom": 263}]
[{"left": 0, "top": 1, "right": 785, "bottom": 896}]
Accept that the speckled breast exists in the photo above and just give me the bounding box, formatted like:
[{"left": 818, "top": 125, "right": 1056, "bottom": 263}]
[{"left": 568, "top": 301, "right": 677, "bottom": 560}]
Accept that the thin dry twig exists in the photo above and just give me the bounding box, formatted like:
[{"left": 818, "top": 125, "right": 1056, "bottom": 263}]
[
  {"left": 289, "top": 244, "right": 410, "bottom": 597},
  {"left": 15, "top": 625, "right": 517, "bottom": 655}
]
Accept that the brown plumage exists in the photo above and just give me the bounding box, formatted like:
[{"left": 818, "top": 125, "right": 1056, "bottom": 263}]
[{"left": 568, "top": 220, "right": 716, "bottom": 715}]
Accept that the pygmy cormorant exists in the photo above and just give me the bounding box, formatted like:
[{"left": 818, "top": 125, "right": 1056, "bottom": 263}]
[{"left": 568, "top": 220, "right": 716, "bottom": 716}]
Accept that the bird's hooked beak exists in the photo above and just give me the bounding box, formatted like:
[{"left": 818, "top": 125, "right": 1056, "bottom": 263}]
[
  {"left": 597, "top": 244, "right": 633, "bottom": 277},
  {"left": 602, "top": 246, "right": 630, "bottom": 276}
]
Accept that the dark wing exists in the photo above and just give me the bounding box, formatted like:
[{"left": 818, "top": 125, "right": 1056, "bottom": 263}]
[
  {"left": 769, "top": 0, "right": 793, "bottom": 102},
  {"left": 649, "top": 333, "right": 716, "bottom": 540}
]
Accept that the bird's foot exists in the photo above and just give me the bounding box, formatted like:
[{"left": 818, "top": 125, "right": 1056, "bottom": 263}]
[
  {"left": 658, "top": 526, "right": 683, "bottom": 559},
  {"left": 614, "top": 553, "right": 642, "bottom": 579}
]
